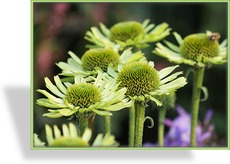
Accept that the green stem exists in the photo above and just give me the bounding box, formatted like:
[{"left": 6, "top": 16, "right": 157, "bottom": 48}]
[
  {"left": 190, "top": 67, "right": 205, "bottom": 147},
  {"left": 129, "top": 106, "right": 135, "bottom": 147},
  {"left": 104, "top": 116, "right": 111, "bottom": 134},
  {"left": 79, "top": 114, "right": 88, "bottom": 136},
  {"left": 158, "top": 108, "right": 166, "bottom": 147},
  {"left": 134, "top": 101, "right": 145, "bottom": 147}
]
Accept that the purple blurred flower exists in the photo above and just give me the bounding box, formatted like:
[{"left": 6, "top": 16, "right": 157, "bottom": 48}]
[{"left": 144, "top": 105, "right": 214, "bottom": 147}]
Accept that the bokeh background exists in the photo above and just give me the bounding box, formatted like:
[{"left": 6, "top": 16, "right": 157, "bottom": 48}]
[{"left": 33, "top": 2, "right": 227, "bottom": 147}]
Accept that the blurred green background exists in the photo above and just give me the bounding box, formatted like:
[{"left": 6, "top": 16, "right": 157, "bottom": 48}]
[{"left": 33, "top": 2, "right": 227, "bottom": 147}]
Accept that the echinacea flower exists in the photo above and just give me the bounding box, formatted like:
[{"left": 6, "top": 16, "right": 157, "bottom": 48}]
[
  {"left": 153, "top": 31, "right": 227, "bottom": 68},
  {"left": 115, "top": 61, "right": 187, "bottom": 105},
  {"left": 34, "top": 123, "right": 118, "bottom": 147},
  {"left": 85, "top": 19, "right": 171, "bottom": 51},
  {"left": 57, "top": 48, "right": 146, "bottom": 79},
  {"left": 36, "top": 71, "right": 132, "bottom": 119}
]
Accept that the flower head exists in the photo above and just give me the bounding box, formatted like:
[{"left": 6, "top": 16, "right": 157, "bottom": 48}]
[
  {"left": 110, "top": 21, "right": 145, "bottom": 42},
  {"left": 114, "top": 61, "right": 187, "bottom": 105},
  {"left": 36, "top": 72, "right": 132, "bottom": 118},
  {"left": 34, "top": 123, "right": 118, "bottom": 147},
  {"left": 81, "top": 48, "right": 120, "bottom": 71},
  {"left": 153, "top": 31, "right": 227, "bottom": 68},
  {"left": 57, "top": 48, "right": 146, "bottom": 79},
  {"left": 85, "top": 19, "right": 171, "bottom": 51}
]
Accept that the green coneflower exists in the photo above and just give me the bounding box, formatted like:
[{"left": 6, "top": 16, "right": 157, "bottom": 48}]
[
  {"left": 57, "top": 48, "right": 146, "bottom": 79},
  {"left": 85, "top": 19, "right": 171, "bottom": 51},
  {"left": 114, "top": 61, "right": 187, "bottom": 147},
  {"left": 110, "top": 21, "right": 145, "bottom": 42},
  {"left": 34, "top": 123, "right": 118, "bottom": 147},
  {"left": 153, "top": 31, "right": 227, "bottom": 147},
  {"left": 81, "top": 48, "right": 120, "bottom": 72},
  {"left": 153, "top": 31, "right": 227, "bottom": 68},
  {"left": 36, "top": 72, "right": 132, "bottom": 136}
]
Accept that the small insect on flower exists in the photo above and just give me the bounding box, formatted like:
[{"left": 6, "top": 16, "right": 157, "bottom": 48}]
[{"left": 209, "top": 32, "right": 220, "bottom": 41}]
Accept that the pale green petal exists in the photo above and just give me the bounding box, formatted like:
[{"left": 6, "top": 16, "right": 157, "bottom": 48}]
[
  {"left": 92, "top": 109, "right": 112, "bottom": 116},
  {"left": 59, "top": 108, "right": 76, "bottom": 116},
  {"left": 69, "top": 123, "right": 78, "bottom": 137},
  {"left": 54, "top": 76, "right": 67, "bottom": 94},
  {"left": 82, "top": 129, "right": 92, "bottom": 142},
  {"left": 37, "top": 98, "right": 66, "bottom": 108},
  {"left": 142, "top": 19, "right": 150, "bottom": 29},
  {"left": 37, "top": 89, "right": 64, "bottom": 104},
  {"left": 53, "top": 125, "right": 61, "bottom": 138},
  {"left": 164, "top": 40, "right": 180, "bottom": 52},
  {"left": 43, "top": 112, "right": 63, "bottom": 118},
  {"left": 45, "top": 77, "right": 64, "bottom": 98},
  {"left": 158, "top": 65, "right": 179, "bottom": 79},
  {"left": 34, "top": 134, "right": 45, "bottom": 147},
  {"left": 68, "top": 51, "right": 82, "bottom": 65},
  {"left": 173, "top": 32, "right": 184, "bottom": 45},
  {"left": 62, "top": 124, "right": 70, "bottom": 137},
  {"left": 100, "top": 23, "right": 110, "bottom": 37},
  {"left": 45, "top": 124, "right": 54, "bottom": 145},
  {"left": 160, "top": 71, "right": 183, "bottom": 84},
  {"left": 159, "top": 77, "right": 187, "bottom": 92}
]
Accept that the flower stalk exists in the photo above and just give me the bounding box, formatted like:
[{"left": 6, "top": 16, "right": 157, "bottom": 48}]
[
  {"left": 158, "top": 108, "right": 166, "bottom": 147},
  {"left": 104, "top": 116, "right": 111, "bottom": 134},
  {"left": 190, "top": 67, "right": 205, "bottom": 146},
  {"left": 79, "top": 114, "right": 89, "bottom": 136},
  {"left": 129, "top": 106, "right": 135, "bottom": 147},
  {"left": 134, "top": 101, "right": 145, "bottom": 147}
]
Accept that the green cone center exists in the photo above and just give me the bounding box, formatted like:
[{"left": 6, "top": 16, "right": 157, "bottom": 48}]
[
  {"left": 117, "top": 62, "right": 160, "bottom": 97},
  {"left": 180, "top": 33, "right": 219, "bottom": 62},
  {"left": 110, "top": 21, "right": 144, "bottom": 42},
  {"left": 81, "top": 48, "right": 120, "bottom": 72},
  {"left": 65, "top": 83, "right": 102, "bottom": 108}
]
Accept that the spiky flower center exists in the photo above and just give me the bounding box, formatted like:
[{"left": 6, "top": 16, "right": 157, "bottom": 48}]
[
  {"left": 81, "top": 48, "right": 120, "bottom": 72},
  {"left": 50, "top": 137, "right": 89, "bottom": 147},
  {"left": 110, "top": 21, "right": 144, "bottom": 42},
  {"left": 65, "top": 83, "right": 102, "bottom": 108},
  {"left": 180, "top": 33, "right": 219, "bottom": 62},
  {"left": 117, "top": 62, "right": 160, "bottom": 97}
]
